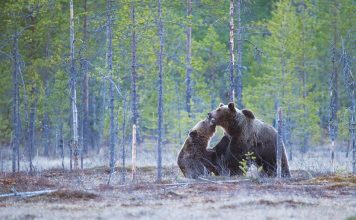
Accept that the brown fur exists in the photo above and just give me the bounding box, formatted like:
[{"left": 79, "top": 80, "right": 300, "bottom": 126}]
[
  {"left": 177, "top": 119, "right": 218, "bottom": 179},
  {"left": 208, "top": 102, "right": 291, "bottom": 177}
]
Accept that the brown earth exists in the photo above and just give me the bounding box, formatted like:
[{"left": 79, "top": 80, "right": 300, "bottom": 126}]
[{"left": 0, "top": 167, "right": 355, "bottom": 220}]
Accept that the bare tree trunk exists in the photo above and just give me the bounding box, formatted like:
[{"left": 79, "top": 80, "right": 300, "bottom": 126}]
[
  {"left": 229, "top": 0, "right": 235, "bottom": 103},
  {"left": 329, "top": 7, "right": 338, "bottom": 167},
  {"left": 89, "top": 90, "right": 96, "bottom": 150},
  {"left": 107, "top": 0, "right": 115, "bottom": 175},
  {"left": 29, "top": 86, "right": 38, "bottom": 175},
  {"left": 59, "top": 124, "right": 64, "bottom": 170},
  {"left": 132, "top": 124, "right": 137, "bottom": 181},
  {"left": 131, "top": 2, "right": 140, "bottom": 142},
  {"left": 185, "top": 0, "right": 192, "bottom": 116},
  {"left": 43, "top": 80, "right": 51, "bottom": 157},
  {"left": 12, "top": 34, "right": 20, "bottom": 173},
  {"left": 341, "top": 38, "right": 355, "bottom": 173},
  {"left": 276, "top": 108, "right": 283, "bottom": 178},
  {"left": 298, "top": 8, "right": 309, "bottom": 154},
  {"left": 121, "top": 97, "right": 128, "bottom": 183},
  {"left": 98, "top": 81, "right": 106, "bottom": 153},
  {"left": 156, "top": 0, "right": 164, "bottom": 182},
  {"left": 82, "top": 0, "right": 89, "bottom": 157},
  {"left": 175, "top": 82, "right": 182, "bottom": 145},
  {"left": 235, "top": 0, "right": 243, "bottom": 108},
  {"left": 69, "top": 0, "right": 79, "bottom": 170},
  {"left": 0, "top": 149, "right": 3, "bottom": 173}
]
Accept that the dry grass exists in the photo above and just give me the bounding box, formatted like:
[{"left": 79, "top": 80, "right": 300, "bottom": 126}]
[{"left": 0, "top": 167, "right": 355, "bottom": 220}]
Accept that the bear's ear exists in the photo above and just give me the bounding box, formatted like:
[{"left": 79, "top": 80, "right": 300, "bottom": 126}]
[
  {"left": 242, "top": 109, "right": 255, "bottom": 119},
  {"left": 219, "top": 103, "right": 224, "bottom": 107},
  {"left": 189, "top": 130, "right": 198, "bottom": 137},
  {"left": 228, "top": 102, "right": 235, "bottom": 111}
]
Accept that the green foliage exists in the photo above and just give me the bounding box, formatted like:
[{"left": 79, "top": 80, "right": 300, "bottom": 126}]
[
  {"left": 238, "top": 151, "right": 256, "bottom": 176},
  {"left": 0, "top": 0, "right": 354, "bottom": 156}
]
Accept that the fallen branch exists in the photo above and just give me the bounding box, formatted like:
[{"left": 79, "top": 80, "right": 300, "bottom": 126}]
[
  {"left": 0, "top": 189, "right": 57, "bottom": 199},
  {"left": 198, "top": 176, "right": 251, "bottom": 184}
]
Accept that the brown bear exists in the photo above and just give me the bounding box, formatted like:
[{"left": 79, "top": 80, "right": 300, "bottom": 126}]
[
  {"left": 208, "top": 102, "right": 291, "bottom": 177},
  {"left": 177, "top": 118, "right": 219, "bottom": 178}
]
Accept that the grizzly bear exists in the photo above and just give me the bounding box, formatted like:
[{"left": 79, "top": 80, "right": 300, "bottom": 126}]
[
  {"left": 208, "top": 102, "right": 291, "bottom": 177},
  {"left": 177, "top": 118, "right": 219, "bottom": 178}
]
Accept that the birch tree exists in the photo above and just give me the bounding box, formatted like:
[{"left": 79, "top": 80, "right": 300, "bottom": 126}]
[
  {"left": 131, "top": 1, "right": 139, "bottom": 141},
  {"left": 69, "top": 0, "right": 79, "bottom": 170},
  {"left": 235, "top": 0, "right": 243, "bottom": 108},
  {"left": 106, "top": 0, "right": 115, "bottom": 175},
  {"left": 229, "top": 0, "right": 235, "bottom": 102},
  {"left": 156, "top": 0, "right": 164, "bottom": 182}
]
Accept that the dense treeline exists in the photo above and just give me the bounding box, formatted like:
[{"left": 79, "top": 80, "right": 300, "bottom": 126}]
[{"left": 0, "top": 0, "right": 355, "bottom": 168}]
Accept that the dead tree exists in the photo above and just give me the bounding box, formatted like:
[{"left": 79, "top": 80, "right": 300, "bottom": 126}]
[
  {"left": 106, "top": 0, "right": 116, "bottom": 176},
  {"left": 42, "top": 80, "right": 51, "bottom": 157},
  {"left": 59, "top": 125, "right": 64, "bottom": 170},
  {"left": 131, "top": 2, "right": 140, "bottom": 142},
  {"left": 69, "top": 0, "right": 79, "bottom": 170},
  {"left": 235, "top": 0, "right": 243, "bottom": 108},
  {"left": 329, "top": 7, "right": 338, "bottom": 166},
  {"left": 81, "top": 0, "right": 90, "bottom": 168},
  {"left": 132, "top": 124, "right": 137, "bottom": 181},
  {"left": 121, "top": 96, "right": 128, "bottom": 183},
  {"left": 11, "top": 33, "right": 20, "bottom": 173},
  {"left": 276, "top": 108, "right": 283, "bottom": 178},
  {"left": 28, "top": 86, "right": 38, "bottom": 174},
  {"left": 229, "top": 0, "right": 235, "bottom": 102},
  {"left": 156, "top": 0, "right": 164, "bottom": 182},
  {"left": 341, "top": 39, "right": 355, "bottom": 173},
  {"left": 185, "top": 0, "right": 192, "bottom": 116}
]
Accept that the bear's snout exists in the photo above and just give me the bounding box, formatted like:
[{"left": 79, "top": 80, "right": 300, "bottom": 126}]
[
  {"left": 207, "top": 112, "right": 212, "bottom": 119},
  {"left": 210, "top": 118, "right": 216, "bottom": 125}
]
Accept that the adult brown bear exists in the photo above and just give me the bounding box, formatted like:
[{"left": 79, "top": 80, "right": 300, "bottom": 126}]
[
  {"left": 177, "top": 118, "right": 219, "bottom": 178},
  {"left": 208, "top": 102, "right": 291, "bottom": 177}
]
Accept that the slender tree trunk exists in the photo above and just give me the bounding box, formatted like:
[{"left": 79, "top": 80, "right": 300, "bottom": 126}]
[
  {"left": 235, "top": 0, "right": 243, "bottom": 108},
  {"left": 43, "top": 80, "right": 50, "bottom": 156},
  {"left": 98, "top": 81, "right": 106, "bottom": 153},
  {"left": 82, "top": 0, "right": 89, "bottom": 156},
  {"left": 185, "top": 0, "right": 192, "bottom": 116},
  {"left": 286, "top": 104, "right": 292, "bottom": 161},
  {"left": 156, "top": 0, "right": 164, "bottom": 182},
  {"left": 29, "top": 86, "right": 38, "bottom": 174},
  {"left": 341, "top": 38, "right": 355, "bottom": 173},
  {"left": 300, "top": 10, "right": 308, "bottom": 153},
  {"left": 175, "top": 82, "right": 182, "bottom": 145},
  {"left": 12, "top": 34, "right": 20, "bottom": 173},
  {"left": 69, "top": 0, "right": 79, "bottom": 170},
  {"left": 107, "top": 0, "right": 115, "bottom": 175},
  {"left": 132, "top": 124, "right": 137, "bottom": 181},
  {"left": 329, "top": 5, "right": 338, "bottom": 166},
  {"left": 276, "top": 108, "right": 283, "bottom": 178},
  {"left": 89, "top": 86, "right": 95, "bottom": 151},
  {"left": 121, "top": 97, "right": 127, "bottom": 183},
  {"left": 229, "top": 0, "right": 235, "bottom": 103},
  {"left": 131, "top": 2, "right": 140, "bottom": 142},
  {"left": 0, "top": 149, "right": 3, "bottom": 173},
  {"left": 59, "top": 125, "right": 64, "bottom": 170}
]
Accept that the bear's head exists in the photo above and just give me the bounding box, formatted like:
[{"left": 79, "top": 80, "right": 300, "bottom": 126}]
[
  {"left": 189, "top": 118, "right": 216, "bottom": 140},
  {"left": 207, "top": 102, "right": 255, "bottom": 133}
]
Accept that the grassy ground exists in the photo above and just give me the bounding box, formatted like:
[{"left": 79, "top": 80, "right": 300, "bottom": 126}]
[
  {"left": 0, "top": 144, "right": 355, "bottom": 219},
  {"left": 0, "top": 165, "right": 355, "bottom": 220}
]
